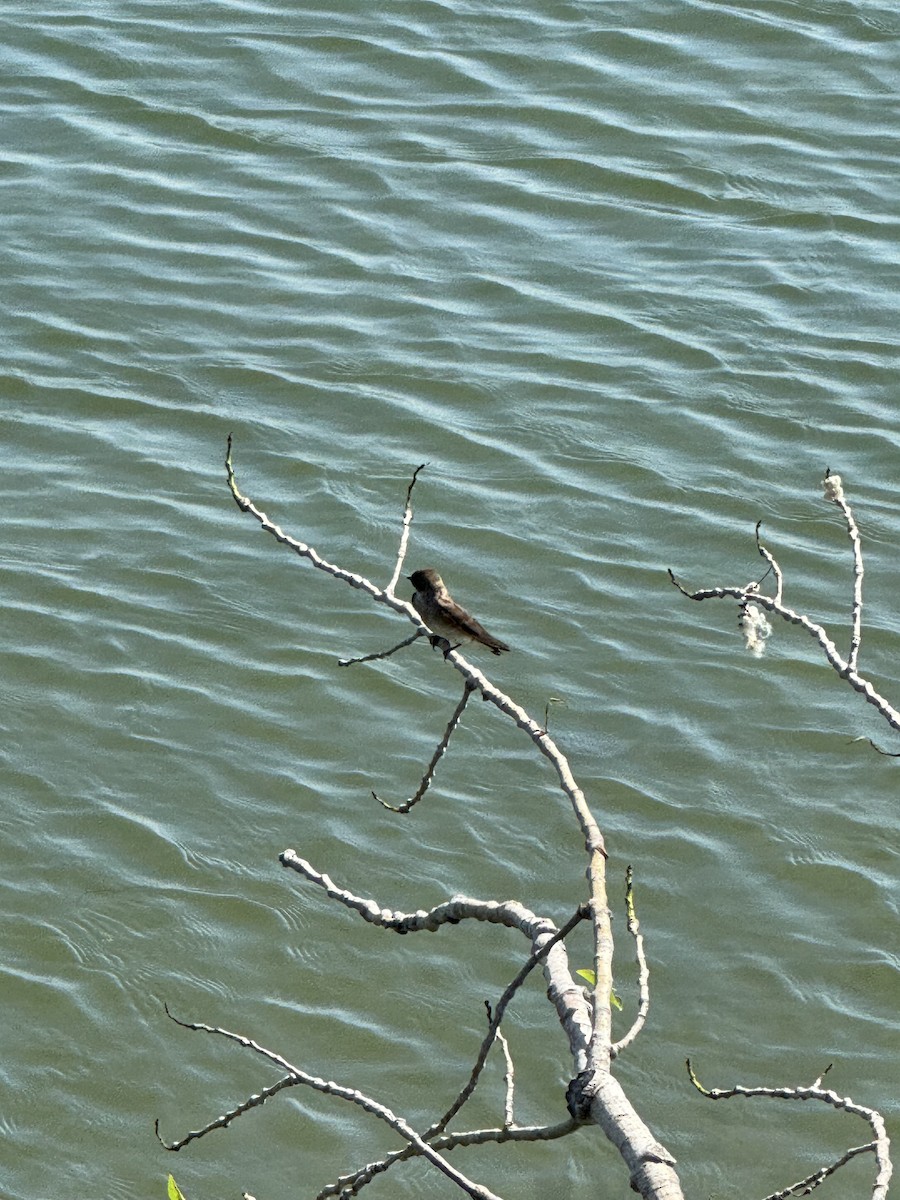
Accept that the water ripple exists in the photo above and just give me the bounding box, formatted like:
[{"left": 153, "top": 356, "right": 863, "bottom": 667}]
[{"left": 4, "top": 0, "right": 900, "bottom": 1195}]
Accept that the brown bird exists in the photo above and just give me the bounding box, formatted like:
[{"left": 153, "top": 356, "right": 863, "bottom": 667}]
[{"left": 408, "top": 568, "right": 510, "bottom": 655}]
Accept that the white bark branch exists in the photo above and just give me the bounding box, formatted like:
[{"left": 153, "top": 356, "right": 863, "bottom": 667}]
[
  {"left": 688, "top": 1060, "right": 891, "bottom": 1200},
  {"left": 221, "top": 438, "right": 681, "bottom": 1195},
  {"left": 669, "top": 472, "right": 899, "bottom": 738}
]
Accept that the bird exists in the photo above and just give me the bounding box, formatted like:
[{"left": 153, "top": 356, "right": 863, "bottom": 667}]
[{"left": 408, "top": 568, "right": 510, "bottom": 655}]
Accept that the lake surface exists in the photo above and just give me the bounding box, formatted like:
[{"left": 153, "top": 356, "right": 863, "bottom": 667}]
[{"left": 3, "top": 2, "right": 898, "bottom": 1197}]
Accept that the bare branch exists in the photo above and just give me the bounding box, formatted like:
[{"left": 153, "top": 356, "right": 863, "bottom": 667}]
[
  {"left": 318, "top": 1118, "right": 579, "bottom": 1199},
  {"left": 668, "top": 472, "right": 900, "bottom": 738},
  {"left": 687, "top": 1060, "right": 891, "bottom": 1200},
  {"left": 226, "top": 435, "right": 611, "bottom": 997},
  {"left": 159, "top": 1006, "right": 507, "bottom": 1200},
  {"left": 386, "top": 463, "right": 427, "bottom": 597},
  {"left": 161, "top": 442, "right": 892, "bottom": 1200},
  {"left": 339, "top": 630, "right": 424, "bottom": 667},
  {"left": 224, "top": 437, "right": 681, "bottom": 1198},
  {"left": 823, "top": 470, "right": 864, "bottom": 673},
  {"left": 761, "top": 1141, "right": 878, "bottom": 1200},
  {"left": 755, "top": 522, "right": 783, "bottom": 605},
  {"left": 611, "top": 865, "right": 650, "bottom": 1057},
  {"left": 375, "top": 680, "right": 477, "bottom": 812}
]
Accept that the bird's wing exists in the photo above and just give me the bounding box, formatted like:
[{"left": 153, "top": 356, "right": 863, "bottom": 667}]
[{"left": 436, "top": 597, "right": 509, "bottom": 650}]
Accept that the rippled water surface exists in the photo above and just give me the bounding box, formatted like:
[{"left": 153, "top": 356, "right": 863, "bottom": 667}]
[{"left": 3, "top": 2, "right": 899, "bottom": 1197}]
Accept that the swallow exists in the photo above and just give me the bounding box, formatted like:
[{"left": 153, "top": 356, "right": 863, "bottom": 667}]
[{"left": 408, "top": 568, "right": 510, "bottom": 655}]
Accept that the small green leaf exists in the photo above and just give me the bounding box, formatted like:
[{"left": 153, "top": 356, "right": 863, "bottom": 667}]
[
  {"left": 168, "top": 1175, "right": 187, "bottom": 1200},
  {"left": 576, "top": 970, "right": 623, "bottom": 1010}
]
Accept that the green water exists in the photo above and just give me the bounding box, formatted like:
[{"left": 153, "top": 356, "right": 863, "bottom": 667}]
[{"left": 3, "top": 2, "right": 898, "bottom": 1197}]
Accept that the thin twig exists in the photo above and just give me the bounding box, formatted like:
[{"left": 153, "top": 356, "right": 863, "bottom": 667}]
[
  {"left": 156, "top": 1073, "right": 301, "bottom": 1151},
  {"left": 426, "top": 906, "right": 589, "bottom": 1140},
  {"left": 851, "top": 736, "right": 900, "bottom": 758},
  {"left": 611, "top": 866, "right": 650, "bottom": 1057},
  {"left": 486, "top": 1005, "right": 516, "bottom": 1131},
  {"left": 318, "top": 1118, "right": 579, "bottom": 1198},
  {"left": 386, "top": 463, "right": 426, "bottom": 597},
  {"left": 339, "top": 630, "right": 425, "bottom": 667},
  {"left": 159, "top": 1006, "right": 506, "bottom": 1200},
  {"left": 225, "top": 433, "right": 383, "bottom": 604},
  {"left": 755, "top": 522, "right": 784, "bottom": 605},
  {"left": 375, "top": 680, "right": 477, "bottom": 812},
  {"left": 823, "top": 471, "right": 864, "bottom": 673},
  {"left": 761, "top": 1141, "right": 877, "bottom": 1200}
]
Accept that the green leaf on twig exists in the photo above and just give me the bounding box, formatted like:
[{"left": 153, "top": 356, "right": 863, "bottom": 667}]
[{"left": 575, "top": 970, "right": 623, "bottom": 1010}]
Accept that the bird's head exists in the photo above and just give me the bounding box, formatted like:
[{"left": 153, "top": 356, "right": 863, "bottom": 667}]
[{"left": 408, "top": 568, "right": 442, "bottom": 589}]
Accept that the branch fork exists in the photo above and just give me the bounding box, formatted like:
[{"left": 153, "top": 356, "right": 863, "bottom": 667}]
[{"left": 669, "top": 472, "right": 900, "bottom": 741}]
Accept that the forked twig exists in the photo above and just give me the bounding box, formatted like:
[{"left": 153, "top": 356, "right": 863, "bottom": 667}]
[
  {"left": 428, "top": 905, "right": 590, "bottom": 1140},
  {"left": 226, "top": 437, "right": 434, "bottom": 662},
  {"left": 315, "top": 907, "right": 588, "bottom": 1198},
  {"left": 318, "top": 1118, "right": 578, "bottom": 1199},
  {"left": 338, "top": 463, "right": 428, "bottom": 666},
  {"left": 669, "top": 472, "right": 900, "bottom": 739},
  {"left": 687, "top": 1060, "right": 891, "bottom": 1200},
  {"left": 158, "top": 1006, "right": 506, "bottom": 1200}
]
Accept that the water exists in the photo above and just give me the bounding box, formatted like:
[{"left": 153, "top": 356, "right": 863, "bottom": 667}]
[{"left": 3, "top": 2, "right": 898, "bottom": 1197}]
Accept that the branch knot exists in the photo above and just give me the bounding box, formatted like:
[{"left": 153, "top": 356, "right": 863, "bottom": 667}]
[{"left": 565, "top": 1069, "right": 597, "bottom": 1121}]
